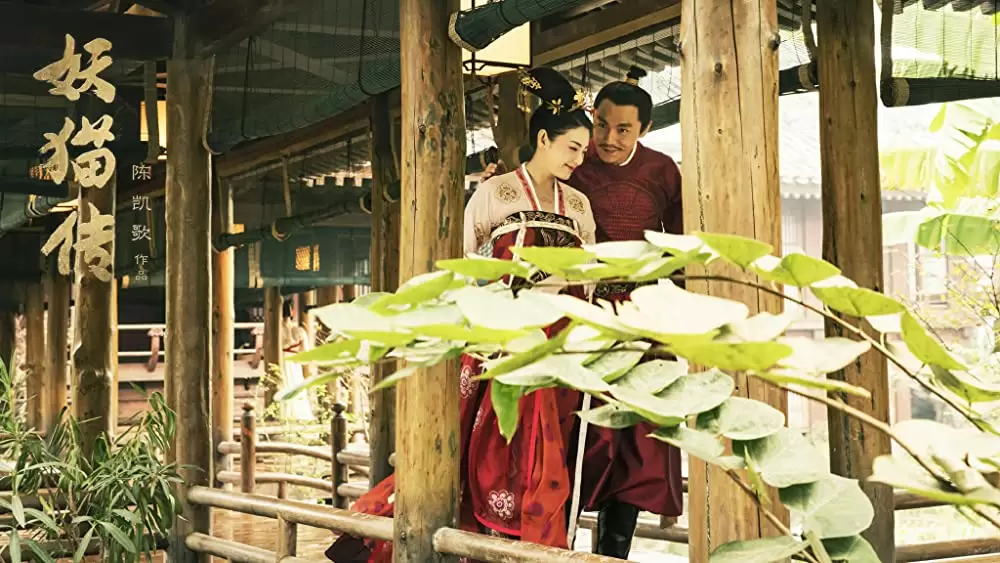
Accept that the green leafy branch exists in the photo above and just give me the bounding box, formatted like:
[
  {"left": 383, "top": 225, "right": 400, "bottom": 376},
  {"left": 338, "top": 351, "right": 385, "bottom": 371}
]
[{"left": 288, "top": 230, "right": 1000, "bottom": 562}]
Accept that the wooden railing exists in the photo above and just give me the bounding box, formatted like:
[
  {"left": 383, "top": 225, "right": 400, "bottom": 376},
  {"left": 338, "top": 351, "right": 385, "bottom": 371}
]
[
  {"left": 185, "top": 486, "right": 619, "bottom": 562},
  {"left": 213, "top": 403, "right": 1000, "bottom": 561}
]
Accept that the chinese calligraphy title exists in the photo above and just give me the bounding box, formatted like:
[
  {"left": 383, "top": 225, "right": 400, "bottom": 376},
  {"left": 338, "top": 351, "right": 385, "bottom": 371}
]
[{"left": 37, "top": 35, "right": 118, "bottom": 283}]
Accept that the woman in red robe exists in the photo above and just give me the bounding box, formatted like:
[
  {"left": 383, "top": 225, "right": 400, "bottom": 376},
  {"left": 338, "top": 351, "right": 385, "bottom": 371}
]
[{"left": 326, "top": 67, "right": 597, "bottom": 563}]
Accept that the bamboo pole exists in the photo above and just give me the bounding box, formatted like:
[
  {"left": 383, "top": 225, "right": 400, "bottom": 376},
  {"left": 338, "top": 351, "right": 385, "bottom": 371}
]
[
  {"left": 71, "top": 97, "right": 116, "bottom": 459},
  {"left": 368, "top": 91, "right": 400, "bottom": 486},
  {"left": 816, "top": 1, "right": 894, "bottom": 560},
  {"left": 24, "top": 281, "right": 45, "bottom": 430},
  {"left": 396, "top": 0, "right": 466, "bottom": 559},
  {"left": 262, "top": 287, "right": 282, "bottom": 418},
  {"left": 45, "top": 269, "right": 69, "bottom": 434},
  {"left": 165, "top": 17, "right": 213, "bottom": 562},
  {"left": 679, "top": 0, "right": 787, "bottom": 558},
  {"left": 213, "top": 178, "right": 236, "bottom": 485}
]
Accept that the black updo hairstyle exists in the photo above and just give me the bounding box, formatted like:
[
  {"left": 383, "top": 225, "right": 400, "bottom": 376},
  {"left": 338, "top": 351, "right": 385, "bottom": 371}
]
[
  {"left": 282, "top": 299, "right": 294, "bottom": 319},
  {"left": 593, "top": 66, "right": 653, "bottom": 130},
  {"left": 519, "top": 67, "right": 592, "bottom": 161}
]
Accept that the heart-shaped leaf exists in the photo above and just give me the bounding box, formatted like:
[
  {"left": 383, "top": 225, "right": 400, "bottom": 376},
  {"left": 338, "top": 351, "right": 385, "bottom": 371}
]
[
  {"left": 901, "top": 311, "right": 965, "bottom": 370},
  {"left": 696, "top": 397, "right": 785, "bottom": 441},
  {"left": 614, "top": 360, "right": 687, "bottom": 394},
  {"left": 779, "top": 474, "right": 875, "bottom": 538},
  {"left": 736, "top": 428, "right": 828, "bottom": 488},
  {"left": 651, "top": 426, "right": 744, "bottom": 469},
  {"left": 709, "top": 536, "right": 808, "bottom": 563},
  {"left": 577, "top": 402, "right": 646, "bottom": 429},
  {"left": 752, "top": 253, "right": 841, "bottom": 287},
  {"left": 696, "top": 232, "right": 774, "bottom": 268}
]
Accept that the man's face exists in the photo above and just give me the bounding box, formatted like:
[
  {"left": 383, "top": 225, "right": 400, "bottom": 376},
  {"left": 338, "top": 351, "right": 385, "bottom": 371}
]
[{"left": 592, "top": 100, "right": 645, "bottom": 165}]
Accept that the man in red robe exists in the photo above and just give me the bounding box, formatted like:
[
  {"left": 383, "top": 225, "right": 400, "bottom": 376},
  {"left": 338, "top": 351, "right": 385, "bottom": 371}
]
[{"left": 567, "top": 67, "right": 684, "bottom": 559}]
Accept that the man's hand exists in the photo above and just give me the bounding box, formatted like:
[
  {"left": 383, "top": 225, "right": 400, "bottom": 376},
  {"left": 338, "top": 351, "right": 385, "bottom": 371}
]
[{"left": 481, "top": 160, "right": 506, "bottom": 181}]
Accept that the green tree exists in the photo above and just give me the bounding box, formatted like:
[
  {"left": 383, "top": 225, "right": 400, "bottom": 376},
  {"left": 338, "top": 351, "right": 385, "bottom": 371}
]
[{"left": 881, "top": 100, "right": 1000, "bottom": 256}]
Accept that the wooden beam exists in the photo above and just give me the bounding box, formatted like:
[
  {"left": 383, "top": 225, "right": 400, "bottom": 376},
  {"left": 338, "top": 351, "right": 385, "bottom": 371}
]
[
  {"left": 165, "top": 15, "right": 213, "bottom": 563},
  {"left": 191, "top": 0, "right": 303, "bottom": 57},
  {"left": 816, "top": 1, "right": 894, "bottom": 560},
  {"left": 212, "top": 178, "right": 236, "bottom": 486},
  {"left": 45, "top": 268, "right": 70, "bottom": 436},
  {"left": 532, "top": 0, "right": 680, "bottom": 66},
  {"left": 367, "top": 92, "right": 399, "bottom": 487},
  {"left": 0, "top": 2, "right": 172, "bottom": 60},
  {"left": 395, "top": 0, "right": 465, "bottom": 560},
  {"left": 215, "top": 93, "right": 394, "bottom": 179},
  {"left": 680, "top": 0, "right": 787, "bottom": 558}
]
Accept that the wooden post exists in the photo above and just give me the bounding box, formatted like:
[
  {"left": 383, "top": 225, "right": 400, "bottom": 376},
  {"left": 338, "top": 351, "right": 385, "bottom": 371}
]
[
  {"left": 71, "top": 95, "right": 117, "bottom": 459},
  {"left": 262, "top": 287, "right": 282, "bottom": 418},
  {"left": 340, "top": 284, "right": 356, "bottom": 302},
  {"left": 368, "top": 91, "right": 400, "bottom": 486},
  {"left": 491, "top": 71, "right": 530, "bottom": 169},
  {"left": 277, "top": 515, "right": 297, "bottom": 559},
  {"left": 241, "top": 403, "right": 257, "bottom": 494},
  {"left": 316, "top": 286, "right": 339, "bottom": 306},
  {"left": 165, "top": 16, "right": 213, "bottom": 563},
  {"left": 816, "top": 1, "right": 894, "bottom": 560},
  {"left": 213, "top": 178, "right": 236, "bottom": 485},
  {"left": 396, "top": 0, "right": 466, "bottom": 559},
  {"left": 331, "top": 402, "right": 348, "bottom": 508},
  {"left": 110, "top": 281, "right": 118, "bottom": 431},
  {"left": 314, "top": 286, "right": 339, "bottom": 401},
  {"left": 24, "top": 282, "right": 45, "bottom": 430},
  {"left": 45, "top": 269, "right": 70, "bottom": 434},
  {"left": 679, "top": 0, "right": 787, "bottom": 558}
]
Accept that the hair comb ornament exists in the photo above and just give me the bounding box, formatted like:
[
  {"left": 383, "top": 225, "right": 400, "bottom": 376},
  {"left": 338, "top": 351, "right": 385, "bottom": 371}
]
[{"left": 518, "top": 67, "right": 588, "bottom": 115}]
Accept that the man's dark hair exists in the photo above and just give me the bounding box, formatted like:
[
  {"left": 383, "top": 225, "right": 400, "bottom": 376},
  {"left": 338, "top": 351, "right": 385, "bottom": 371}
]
[{"left": 593, "top": 66, "right": 653, "bottom": 130}]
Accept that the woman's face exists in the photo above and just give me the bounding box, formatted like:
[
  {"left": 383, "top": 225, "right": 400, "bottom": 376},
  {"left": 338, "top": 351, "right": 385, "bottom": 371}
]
[{"left": 535, "top": 126, "right": 590, "bottom": 181}]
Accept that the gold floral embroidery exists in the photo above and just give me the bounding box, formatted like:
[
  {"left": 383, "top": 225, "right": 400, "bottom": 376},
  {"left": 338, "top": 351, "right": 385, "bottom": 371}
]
[
  {"left": 493, "top": 182, "right": 520, "bottom": 204},
  {"left": 565, "top": 193, "right": 586, "bottom": 215}
]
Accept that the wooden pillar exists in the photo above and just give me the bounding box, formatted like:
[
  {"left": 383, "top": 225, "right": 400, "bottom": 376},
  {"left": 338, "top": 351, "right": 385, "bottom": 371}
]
[
  {"left": 212, "top": 179, "right": 236, "bottom": 484},
  {"left": 340, "top": 284, "right": 356, "bottom": 302},
  {"left": 491, "top": 71, "right": 530, "bottom": 168},
  {"left": 0, "top": 308, "right": 13, "bottom": 375},
  {"left": 396, "top": 0, "right": 466, "bottom": 560},
  {"left": 24, "top": 282, "right": 45, "bottom": 430},
  {"left": 816, "top": 1, "right": 894, "bottom": 560},
  {"left": 679, "top": 0, "right": 787, "bottom": 559},
  {"left": 45, "top": 269, "right": 70, "bottom": 434},
  {"left": 110, "top": 281, "right": 119, "bottom": 431},
  {"left": 165, "top": 16, "right": 213, "bottom": 563},
  {"left": 368, "top": 92, "right": 401, "bottom": 485},
  {"left": 262, "top": 287, "right": 282, "bottom": 417},
  {"left": 71, "top": 96, "right": 117, "bottom": 458},
  {"left": 316, "top": 286, "right": 339, "bottom": 306}
]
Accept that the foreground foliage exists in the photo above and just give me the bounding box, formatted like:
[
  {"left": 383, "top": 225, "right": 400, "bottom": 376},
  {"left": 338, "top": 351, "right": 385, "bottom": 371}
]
[
  {"left": 287, "top": 230, "right": 1000, "bottom": 562},
  {"left": 0, "top": 361, "right": 182, "bottom": 563}
]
